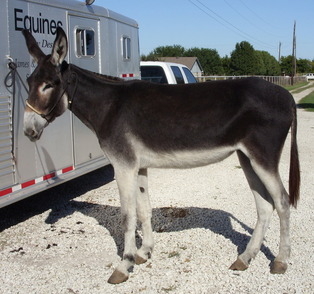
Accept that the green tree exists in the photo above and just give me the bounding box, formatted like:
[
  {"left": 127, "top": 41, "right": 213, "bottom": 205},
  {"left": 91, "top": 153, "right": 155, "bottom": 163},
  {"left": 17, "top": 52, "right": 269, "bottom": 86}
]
[
  {"left": 221, "top": 55, "right": 231, "bottom": 75},
  {"left": 280, "top": 56, "right": 314, "bottom": 75},
  {"left": 297, "top": 58, "right": 313, "bottom": 74},
  {"left": 141, "top": 42, "right": 314, "bottom": 77},
  {"left": 141, "top": 53, "right": 158, "bottom": 61},
  {"left": 230, "top": 41, "right": 259, "bottom": 75},
  {"left": 150, "top": 45, "right": 185, "bottom": 58},
  {"left": 184, "top": 47, "right": 223, "bottom": 75},
  {"left": 280, "top": 55, "right": 293, "bottom": 76},
  {"left": 311, "top": 60, "right": 314, "bottom": 72},
  {"left": 255, "top": 51, "right": 266, "bottom": 75},
  {"left": 256, "top": 51, "right": 281, "bottom": 75}
]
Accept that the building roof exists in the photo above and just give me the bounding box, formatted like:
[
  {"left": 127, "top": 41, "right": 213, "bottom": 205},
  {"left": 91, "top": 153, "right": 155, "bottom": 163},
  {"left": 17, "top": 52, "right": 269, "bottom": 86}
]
[{"left": 157, "top": 57, "right": 203, "bottom": 72}]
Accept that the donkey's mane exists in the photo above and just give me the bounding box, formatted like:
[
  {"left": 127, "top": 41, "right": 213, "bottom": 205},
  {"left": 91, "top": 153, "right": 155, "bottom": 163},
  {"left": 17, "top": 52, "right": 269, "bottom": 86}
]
[
  {"left": 66, "top": 63, "right": 125, "bottom": 83},
  {"left": 92, "top": 71, "right": 124, "bottom": 82}
]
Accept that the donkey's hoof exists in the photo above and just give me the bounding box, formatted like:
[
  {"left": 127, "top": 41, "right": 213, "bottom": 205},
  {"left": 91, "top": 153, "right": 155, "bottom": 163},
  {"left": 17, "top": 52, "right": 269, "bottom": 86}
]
[
  {"left": 270, "top": 261, "right": 287, "bottom": 274},
  {"left": 135, "top": 254, "right": 147, "bottom": 265},
  {"left": 107, "top": 270, "right": 129, "bottom": 284},
  {"left": 229, "top": 258, "right": 249, "bottom": 271}
]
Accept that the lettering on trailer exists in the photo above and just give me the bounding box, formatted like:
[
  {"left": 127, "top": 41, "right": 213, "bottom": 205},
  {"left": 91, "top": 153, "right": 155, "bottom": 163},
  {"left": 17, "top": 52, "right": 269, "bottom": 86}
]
[
  {"left": 12, "top": 8, "right": 64, "bottom": 73},
  {"left": 14, "top": 8, "right": 63, "bottom": 35}
]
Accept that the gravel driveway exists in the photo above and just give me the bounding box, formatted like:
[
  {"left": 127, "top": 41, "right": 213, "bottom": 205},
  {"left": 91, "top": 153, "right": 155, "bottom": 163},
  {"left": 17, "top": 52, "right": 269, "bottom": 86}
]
[{"left": 0, "top": 88, "right": 313, "bottom": 294}]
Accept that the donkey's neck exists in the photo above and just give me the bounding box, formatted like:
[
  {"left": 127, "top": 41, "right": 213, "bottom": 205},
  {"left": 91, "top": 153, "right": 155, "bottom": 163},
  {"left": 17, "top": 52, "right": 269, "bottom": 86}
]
[{"left": 61, "top": 63, "right": 124, "bottom": 136}]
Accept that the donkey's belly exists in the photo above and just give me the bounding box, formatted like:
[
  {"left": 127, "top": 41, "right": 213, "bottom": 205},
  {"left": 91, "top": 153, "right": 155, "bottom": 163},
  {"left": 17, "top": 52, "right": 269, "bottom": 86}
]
[{"left": 139, "top": 146, "right": 236, "bottom": 169}]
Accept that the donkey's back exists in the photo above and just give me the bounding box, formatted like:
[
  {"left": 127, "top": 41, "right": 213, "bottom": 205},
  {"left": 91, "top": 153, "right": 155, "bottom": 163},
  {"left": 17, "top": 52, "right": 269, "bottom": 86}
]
[{"left": 110, "top": 78, "right": 296, "bottom": 171}]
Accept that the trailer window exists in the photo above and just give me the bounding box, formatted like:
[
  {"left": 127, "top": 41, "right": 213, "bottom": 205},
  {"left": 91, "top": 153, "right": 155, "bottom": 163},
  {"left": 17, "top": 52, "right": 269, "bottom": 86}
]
[
  {"left": 76, "top": 29, "right": 95, "bottom": 56},
  {"left": 122, "top": 36, "right": 131, "bottom": 60}
]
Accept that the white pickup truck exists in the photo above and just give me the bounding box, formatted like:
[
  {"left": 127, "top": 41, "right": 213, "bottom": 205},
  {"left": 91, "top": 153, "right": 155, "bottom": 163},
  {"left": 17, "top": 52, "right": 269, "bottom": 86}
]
[
  {"left": 305, "top": 73, "right": 314, "bottom": 81},
  {"left": 140, "top": 61, "right": 197, "bottom": 84}
]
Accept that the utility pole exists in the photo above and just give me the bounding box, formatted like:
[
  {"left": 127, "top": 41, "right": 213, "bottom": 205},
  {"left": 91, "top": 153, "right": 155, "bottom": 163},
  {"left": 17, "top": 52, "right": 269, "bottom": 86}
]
[
  {"left": 291, "top": 21, "right": 296, "bottom": 85},
  {"left": 278, "top": 41, "right": 281, "bottom": 63}
]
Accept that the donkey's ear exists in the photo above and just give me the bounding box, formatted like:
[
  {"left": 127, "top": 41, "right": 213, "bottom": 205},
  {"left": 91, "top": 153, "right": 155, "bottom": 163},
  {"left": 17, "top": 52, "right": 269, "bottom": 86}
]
[
  {"left": 22, "top": 29, "right": 46, "bottom": 63},
  {"left": 50, "top": 27, "right": 68, "bottom": 66}
]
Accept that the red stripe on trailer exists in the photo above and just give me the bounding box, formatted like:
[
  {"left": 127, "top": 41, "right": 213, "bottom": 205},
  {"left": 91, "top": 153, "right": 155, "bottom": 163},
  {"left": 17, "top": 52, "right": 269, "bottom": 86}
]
[
  {"left": 62, "top": 166, "right": 73, "bottom": 173},
  {"left": 121, "top": 73, "right": 134, "bottom": 78},
  {"left": 0, "top": 166, "right": 74, "bottom": 197},
  {"left": 21, "top": 180, "right": 36, "bottom": 188},
  {"left": 43, "top": 172, "right": 56, "bottom": 180},
  {"left": 0, "top": 188, "right": 13, "bottom": 197}
]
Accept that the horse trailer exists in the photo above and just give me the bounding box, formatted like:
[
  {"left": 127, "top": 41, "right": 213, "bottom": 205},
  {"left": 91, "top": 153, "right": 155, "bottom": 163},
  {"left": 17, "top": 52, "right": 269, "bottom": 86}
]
[{"left": 0, "top": 0, "right": 140, "bottom": 208}]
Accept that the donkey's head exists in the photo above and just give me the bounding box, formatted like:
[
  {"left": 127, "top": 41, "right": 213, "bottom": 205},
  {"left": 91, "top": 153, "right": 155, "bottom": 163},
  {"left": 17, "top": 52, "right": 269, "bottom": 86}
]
[{"left": 22, "top": 27, "right": 68, "bottom": 141}]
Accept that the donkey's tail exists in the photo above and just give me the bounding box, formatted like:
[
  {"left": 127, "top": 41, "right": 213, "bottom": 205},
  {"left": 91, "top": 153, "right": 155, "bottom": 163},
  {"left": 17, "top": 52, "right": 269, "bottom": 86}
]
[{"left": 289, "top": 106, "right": 300, "bottom": 208}]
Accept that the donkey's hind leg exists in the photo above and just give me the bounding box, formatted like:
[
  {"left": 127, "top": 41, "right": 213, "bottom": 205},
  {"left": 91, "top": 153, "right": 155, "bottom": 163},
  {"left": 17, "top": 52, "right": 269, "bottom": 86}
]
[
  {"left": 249, "top": 159, "right": 291, "bottom": 274},
  {"left": 135, "top": 168, "right": 154, "bottom": 265},
  {"left": 230, "top": 151, "right": 275, "bottom": 271}
]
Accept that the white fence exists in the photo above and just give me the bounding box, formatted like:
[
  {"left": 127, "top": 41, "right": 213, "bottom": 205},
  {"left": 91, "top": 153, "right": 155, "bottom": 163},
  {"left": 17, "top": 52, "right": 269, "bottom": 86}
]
[{"left": 198, "top": 75, "right": 307, "bottom": 87}]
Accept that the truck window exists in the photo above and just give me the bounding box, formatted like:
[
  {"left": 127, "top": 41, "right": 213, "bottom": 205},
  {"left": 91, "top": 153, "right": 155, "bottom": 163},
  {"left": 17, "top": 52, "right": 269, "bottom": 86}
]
[
  {"left": 122, "top": 36, "right": 131, "bottom": 60},
  {"left": 76, "top": 29, "right": 95, "bottom": 56},
  {"left": 183, "top": 67, "right": 197, "bottom": 83},
  {"left": 140, "top": 66, "right": 168, "bottom": 83},
  {"left": 171, "top": 66, "right": 185, "bottom": 84}
]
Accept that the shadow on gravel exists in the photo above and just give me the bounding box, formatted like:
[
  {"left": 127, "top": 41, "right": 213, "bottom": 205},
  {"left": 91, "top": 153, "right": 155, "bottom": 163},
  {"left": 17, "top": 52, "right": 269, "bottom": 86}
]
[
  {"left": 0, "top": 165, "right": 114, "bottom": 231},
  {"left": 0, "top": 162, "right": 275, "bottom": 267},
  {"left": 67, "top": 201, "right": 275, "bottom": 264}
]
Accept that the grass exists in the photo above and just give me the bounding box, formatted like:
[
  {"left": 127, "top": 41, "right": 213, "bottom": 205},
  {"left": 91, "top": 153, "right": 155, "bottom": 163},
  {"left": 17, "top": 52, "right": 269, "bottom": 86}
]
[
  {"left": 291, "top": 83, "right": 314, "bottom": 94},
  {"left": 298, "top": 91, "right": 314, "bottom": 111},
  {"left": 284, "top": 82, "right": 309, "bottom": 92}
]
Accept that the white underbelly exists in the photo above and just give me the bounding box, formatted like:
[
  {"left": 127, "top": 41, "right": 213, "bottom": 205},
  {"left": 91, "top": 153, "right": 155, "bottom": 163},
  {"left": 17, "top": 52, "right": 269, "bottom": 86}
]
[{"left": 139, "top": 145, "right": 237, "bottom": 169}]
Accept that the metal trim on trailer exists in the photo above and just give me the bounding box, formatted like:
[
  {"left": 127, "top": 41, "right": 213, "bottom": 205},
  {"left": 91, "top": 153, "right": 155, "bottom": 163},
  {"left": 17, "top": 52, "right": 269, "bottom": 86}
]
[
  {"left": 0, "top": 156, "right": 110, "bottom": 208},
  {"left": 22, "top": 0, "right": 139, "bottom": 28}
]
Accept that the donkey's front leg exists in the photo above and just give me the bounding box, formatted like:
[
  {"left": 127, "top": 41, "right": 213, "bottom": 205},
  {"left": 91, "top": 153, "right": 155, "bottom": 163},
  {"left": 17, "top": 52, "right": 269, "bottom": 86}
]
[
  {"left": 108, "top": 167, "right": 138, "bottom": 284},
  {"left": 135, "top": 168, "right": 154, "bottom": 265}
]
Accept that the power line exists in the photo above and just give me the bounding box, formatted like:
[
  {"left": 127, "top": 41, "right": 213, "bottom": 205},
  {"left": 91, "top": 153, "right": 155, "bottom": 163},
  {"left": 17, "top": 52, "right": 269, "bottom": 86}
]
[
  {"left": 238, "top": 0, "right": 281, "bottom": 30},
  {"left": 224, "top": 0, "right": 281, "bottom": 38},
  {"left": 188, "top": 0, "right": 235, "bottom": 32},
  {"left": 189, "top": 0, "right": 276, "bottom": 50},
  {"left": 238, "top": 0, "right": 271, "bottom": 25}
]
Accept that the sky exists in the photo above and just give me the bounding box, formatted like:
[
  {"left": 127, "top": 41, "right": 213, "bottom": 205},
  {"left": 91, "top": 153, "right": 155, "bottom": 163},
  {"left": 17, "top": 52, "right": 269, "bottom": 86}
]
[{"left": 97, "top": 0, "right": 314, "bottom": 61}]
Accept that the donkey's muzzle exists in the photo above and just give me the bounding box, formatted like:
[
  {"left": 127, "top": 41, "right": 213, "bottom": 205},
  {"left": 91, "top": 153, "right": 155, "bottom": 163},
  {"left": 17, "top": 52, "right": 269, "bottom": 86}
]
[
  {"left": 24, "top": 128, "right": 43, "bottom": 142},
  {"left": 23, "top": 111, "right": 48, "bottom": 142}
]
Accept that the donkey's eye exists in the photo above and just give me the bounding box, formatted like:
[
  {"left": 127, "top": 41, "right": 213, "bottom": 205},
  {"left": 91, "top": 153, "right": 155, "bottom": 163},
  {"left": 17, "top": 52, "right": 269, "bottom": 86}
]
[{"left": 43, "top": 83, "right": 53, "bottom": 91}]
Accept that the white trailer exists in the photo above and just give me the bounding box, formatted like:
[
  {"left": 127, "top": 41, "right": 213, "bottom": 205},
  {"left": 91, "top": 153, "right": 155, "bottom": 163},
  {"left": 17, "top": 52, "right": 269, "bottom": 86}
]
[{"left": 0, "top": 0, "right": 140, "bottom": 207}]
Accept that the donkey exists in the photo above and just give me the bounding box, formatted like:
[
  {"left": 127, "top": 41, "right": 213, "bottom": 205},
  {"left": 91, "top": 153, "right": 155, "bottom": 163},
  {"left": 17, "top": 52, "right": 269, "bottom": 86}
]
[{"left": 22, "top": 27, "right": 300, "bottom": 284}]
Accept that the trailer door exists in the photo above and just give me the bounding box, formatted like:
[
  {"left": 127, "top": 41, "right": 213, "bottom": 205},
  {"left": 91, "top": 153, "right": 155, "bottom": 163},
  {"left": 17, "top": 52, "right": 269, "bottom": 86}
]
[{"left": 68, "top": 16, "right": 104, "bottom": 166}]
